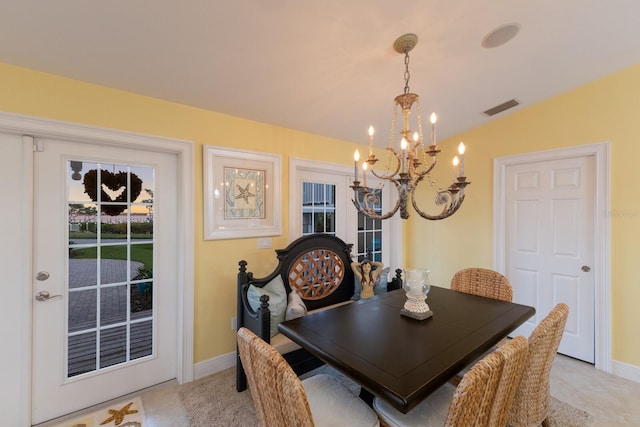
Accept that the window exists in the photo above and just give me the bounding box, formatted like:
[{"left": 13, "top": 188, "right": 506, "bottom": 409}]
[
  {"left": 356, "top": 188, "right": 382, "bottom": 262},
  {"left": 302, "top": 182, "right": 336, "bottom": 235}
]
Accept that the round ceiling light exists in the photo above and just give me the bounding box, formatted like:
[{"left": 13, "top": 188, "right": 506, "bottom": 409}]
[{"left": 482, "top": 23, "right": 521, "bottom": 48}]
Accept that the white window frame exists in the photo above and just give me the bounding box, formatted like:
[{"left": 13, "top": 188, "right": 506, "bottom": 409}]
[{"left": 289, "top": 157, "right": 402, "bottom": 270}]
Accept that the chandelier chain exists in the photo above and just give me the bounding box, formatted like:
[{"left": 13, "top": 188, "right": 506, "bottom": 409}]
[{"left": 403, "top": 52, "right": 411, "bottom": 94}]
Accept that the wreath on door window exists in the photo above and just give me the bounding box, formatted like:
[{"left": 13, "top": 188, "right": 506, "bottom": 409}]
[{"left": 83, "top": 169, "right": 143, "bottom": 216}]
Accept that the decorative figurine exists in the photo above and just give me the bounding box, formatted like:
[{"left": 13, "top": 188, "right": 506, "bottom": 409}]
[{"left": 351, "top": 259, "right": 384, "bottom": 299}]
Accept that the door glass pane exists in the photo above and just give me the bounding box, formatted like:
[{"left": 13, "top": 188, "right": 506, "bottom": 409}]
[
  {"left": 69, "top": 161, "right": 97, "bottom": 204},
  {"left": 68, "top": 332, "right": 96, "bottom": 377},
  {"left": 100, "top": 325, "right": 127, "bottom": 369},
  {"left": 131, "top": 281, "right": 153, "bottom": 319},
  {"left": 101, "top": 285, "right": 128, "bottom": 326},
  {"left": 100, "top": 212, "right": 129, "bottom": 243},
  {"left": 100, "top": 245, "right": 130, "bottom": 285},
  {"left": 68, "top": 289, "right": 96, "bottom": 333},
  {"left": 66, "top": 160, "right": 155, "bottom": 378},
  {"left": 357, "top": 189, "right": 383, "bottom": 262},
  {"left": 302, "top": 181, "right": 336, "bottom": 236},
  {"left": 131, "top": 321, "right": 153, "bottom": 359}
]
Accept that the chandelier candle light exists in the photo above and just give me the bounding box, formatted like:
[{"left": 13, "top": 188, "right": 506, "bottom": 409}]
[{"left": 351, "top": 33, "right": 470, "bottom": 220}]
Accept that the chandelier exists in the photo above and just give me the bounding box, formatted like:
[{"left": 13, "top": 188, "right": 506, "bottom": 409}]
[{"left": 351, "top": 33, "right": 470, "bottom": 220}]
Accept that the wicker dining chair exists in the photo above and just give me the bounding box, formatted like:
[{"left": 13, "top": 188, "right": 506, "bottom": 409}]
[
  {"left": 448, "top": 267, "right": 514, "bottom": 389},
  {"left": 450, "top": 267, "right": 513, "bottom": 302},
  {"left": 373, "top": 336, "right": 529, "bottom": 427},
  {"left": 236, "top": 327, "right": 380, "bottom": 427},
  {"left": 488, "top": 335, "right": 529, "bottom": 427},
  {"left": 508, "top": 303, "right": 569, "bottom": 427}
]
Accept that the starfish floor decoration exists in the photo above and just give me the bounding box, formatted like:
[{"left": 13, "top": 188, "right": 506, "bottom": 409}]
[{"left": 100, "top": 402, "right": 138, "bottom": 425}]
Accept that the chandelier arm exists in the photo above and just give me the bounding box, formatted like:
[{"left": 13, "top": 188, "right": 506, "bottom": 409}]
[
  {"left": 411, "top": 188, "right": 466, "bottom": 220},
  {"left": 365, "top": 182, "right": 402, "bottom": 219},
  {"left": 351, "top": 198, "right": 401, "bottom": 220},
  {"left": 351, "top": 181, "right": 402, "bottom": 220},
  {"left": 410, "top": 159, "right": 436, "bottom": 179},
  {"left": 369, "top": 167, "right": 399, "bottom": 181},
  {"left": 368, "top": 147, "right": 401, "bottom": 180}
]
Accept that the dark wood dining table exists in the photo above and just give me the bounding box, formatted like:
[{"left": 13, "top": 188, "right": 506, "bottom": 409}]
[{"left": 278, "top": 286, "right": 535, "bottom": 414}]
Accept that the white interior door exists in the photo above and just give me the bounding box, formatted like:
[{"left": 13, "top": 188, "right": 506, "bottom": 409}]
[
  {"left": 505, "top": 155, "right": 595, "bottom": 363},
  {"left": 32, "top": 138, "right": 178, "bottom": 424}
]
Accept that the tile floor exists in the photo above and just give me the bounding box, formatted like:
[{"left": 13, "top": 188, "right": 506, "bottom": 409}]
[
  {"left": 548, "top": 355, "right": 640, "bottom": 426},
  {"left": 37, "top": 354, "right": 640, "bottom": 427}
]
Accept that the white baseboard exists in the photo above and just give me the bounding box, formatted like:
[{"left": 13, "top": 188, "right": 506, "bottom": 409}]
[
  {"left": 189, "top": 351, "right": 640, "bottom": 386},
  {"left": 610, "top": 359, "right": 640, "bottom": 384},
  {"left": 193, "top": 351, "right": 236, "bottom": 380}
]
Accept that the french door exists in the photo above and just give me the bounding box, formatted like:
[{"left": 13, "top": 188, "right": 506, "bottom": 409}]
[{"left": 31, "top": 138, "right": 178, "bottom": 424}]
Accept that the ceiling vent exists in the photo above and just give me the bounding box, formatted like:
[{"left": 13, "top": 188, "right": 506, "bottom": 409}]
[{"left": 482, "top": 99, "right": 520, "bottom": 117}]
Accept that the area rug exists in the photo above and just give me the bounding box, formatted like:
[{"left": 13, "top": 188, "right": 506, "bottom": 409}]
[
  {"left": 178, "top": 366, "right": 594, "bottom": 427},
  {"left": 50, "top": 396, "right": 146, "bottom": 427},
  {"left": 547, "top": 396, "right": 595, "bottom": 426}
]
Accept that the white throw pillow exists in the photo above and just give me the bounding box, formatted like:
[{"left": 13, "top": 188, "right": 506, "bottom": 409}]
[
  {"left": 285, "top": 289, "right": 308, "bottom": 320},
  {"left": 247, "top": 275, "right": 287, "bottom": 337},
  {"left": 374, "top": 267, "right": 391, "bottom": 295}
]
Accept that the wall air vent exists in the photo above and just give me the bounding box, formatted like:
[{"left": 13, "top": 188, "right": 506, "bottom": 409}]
[{"left": 483, "top": 99, "right": 520, "bottom": 117}]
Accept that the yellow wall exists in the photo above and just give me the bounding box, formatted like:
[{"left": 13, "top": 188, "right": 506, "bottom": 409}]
[
  {"left": 0, "top": 62, "right": 370, "bottom": 363},
  {"left": 406, "top": 64, "right": 640, "bottom": 366},
  {"left": 3, "top": 61, "right": 640, "bottom": 368}
]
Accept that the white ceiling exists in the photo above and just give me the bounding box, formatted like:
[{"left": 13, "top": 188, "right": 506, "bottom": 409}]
[{"left": 1, "top": 1, "right": 639, "bottom": 146}]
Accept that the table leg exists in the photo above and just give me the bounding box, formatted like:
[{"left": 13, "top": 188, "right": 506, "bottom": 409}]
[{"left": 359, "top": 387, "right": 375, "bottom": 407}]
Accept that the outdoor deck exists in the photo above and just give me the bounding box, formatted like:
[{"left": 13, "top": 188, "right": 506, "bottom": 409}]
[{"left": 67, "top": 258, "right": 153, "bottom": 377}]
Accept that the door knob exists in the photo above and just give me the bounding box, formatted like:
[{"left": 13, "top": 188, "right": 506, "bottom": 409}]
[
  {"left": 35, "top": 290, "right": 62, "bottom": 301},
  {"left": 581, "top": 265, "right": 591, "bottom": 272}
]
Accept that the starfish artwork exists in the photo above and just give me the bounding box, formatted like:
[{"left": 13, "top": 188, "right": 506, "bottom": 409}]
[
  {"left": 235, "top": 183, "right": 256, "bottom": 203},
  {"left": 100, "top": 402, "right": 138, "bottom": 425},
  {"left": 223, "top": 167, "right": 265, "bottom": 219}
]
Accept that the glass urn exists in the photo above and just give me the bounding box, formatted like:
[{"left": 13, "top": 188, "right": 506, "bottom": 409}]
[{"left": 401, "top": 268, "right": 433, "bottom": 320}]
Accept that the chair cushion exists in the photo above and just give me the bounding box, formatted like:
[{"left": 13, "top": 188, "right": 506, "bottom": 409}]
[
  {"left": 271, "top": 331, "right": 302, "bottom": 354},
  {"left": 372, "top": 383, "right": 455, "bottom": 427},
  {"left": 302, "top": 374, "right": 380, "bottom": 427},
  {"left": 247, "top": 275, "right": 287, "bottom": 337}
]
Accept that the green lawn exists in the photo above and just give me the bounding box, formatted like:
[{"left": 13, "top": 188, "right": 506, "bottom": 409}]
[{"left": 71, "top": 243, "right": 153, "bottom": 269}]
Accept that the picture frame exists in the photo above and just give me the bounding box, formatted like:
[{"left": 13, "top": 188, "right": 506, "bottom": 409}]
[{"left": 203, "top": 145, "right": 282, "bottom": 240}]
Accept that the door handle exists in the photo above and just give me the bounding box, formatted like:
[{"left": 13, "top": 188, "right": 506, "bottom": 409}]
[
  {"left": 35, "top": 290, "right": 62, "bottom": 301},
  {"left": 581, "top": 265, "right": 591, "bottom": 272}
]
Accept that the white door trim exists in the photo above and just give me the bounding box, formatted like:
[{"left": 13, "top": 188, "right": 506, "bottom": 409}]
[
  {"left": 493, "top": 142, "right": 610, "bottom": 372},
  {"left": 0, "top": 111, "right": 194, "bottom": 425}
]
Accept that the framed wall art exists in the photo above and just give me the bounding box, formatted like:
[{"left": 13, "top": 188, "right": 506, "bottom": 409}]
[{"left": 203, "top": 145, "right": 282, "bottom": 240}]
